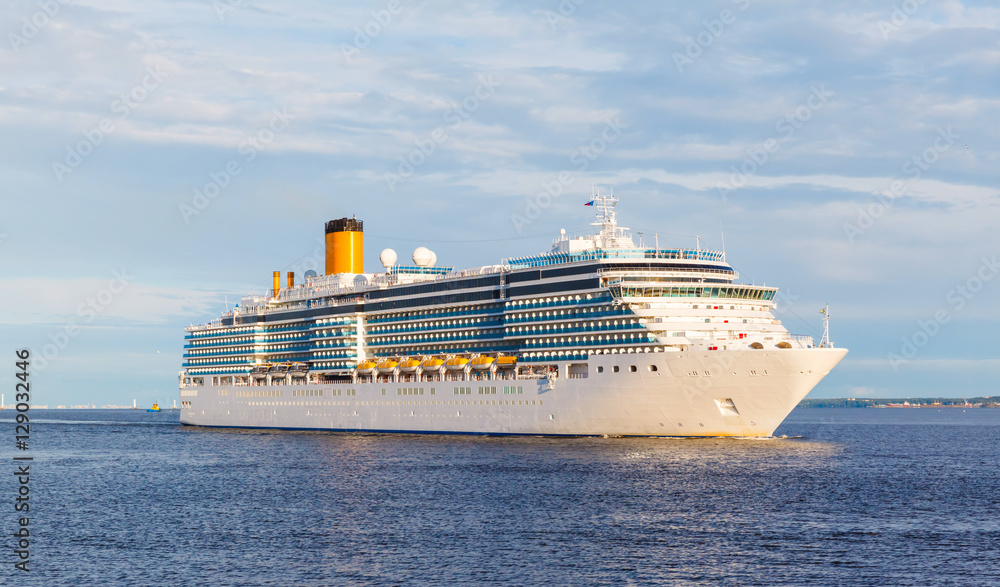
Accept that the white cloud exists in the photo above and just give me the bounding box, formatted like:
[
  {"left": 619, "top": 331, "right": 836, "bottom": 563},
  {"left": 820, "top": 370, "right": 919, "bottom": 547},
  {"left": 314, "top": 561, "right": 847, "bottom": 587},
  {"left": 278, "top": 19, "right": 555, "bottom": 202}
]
[{"left": 0, "top": 277, "right": 223, "bottom": 326}]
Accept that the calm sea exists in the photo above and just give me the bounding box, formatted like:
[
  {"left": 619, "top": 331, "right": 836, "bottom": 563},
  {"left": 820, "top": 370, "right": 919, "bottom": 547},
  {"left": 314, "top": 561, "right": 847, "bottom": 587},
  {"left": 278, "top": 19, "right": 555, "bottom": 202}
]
[{"left": 2, "top": 407, "right": 998, "bottom": 586}]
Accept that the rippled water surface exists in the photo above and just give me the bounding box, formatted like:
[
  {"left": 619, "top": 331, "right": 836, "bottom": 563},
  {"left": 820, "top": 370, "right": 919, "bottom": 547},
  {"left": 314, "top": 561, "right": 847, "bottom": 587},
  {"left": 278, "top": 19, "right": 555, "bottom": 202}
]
[{"left": 3, "top": 407, "right": 999, "bottom": 586}]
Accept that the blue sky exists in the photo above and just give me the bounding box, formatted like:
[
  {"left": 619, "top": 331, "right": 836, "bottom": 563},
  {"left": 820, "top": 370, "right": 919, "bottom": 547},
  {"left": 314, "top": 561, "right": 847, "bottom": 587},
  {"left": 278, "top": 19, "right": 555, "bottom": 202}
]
[{"left": 1, "top": 0, "right": 998, "bottom": 406}]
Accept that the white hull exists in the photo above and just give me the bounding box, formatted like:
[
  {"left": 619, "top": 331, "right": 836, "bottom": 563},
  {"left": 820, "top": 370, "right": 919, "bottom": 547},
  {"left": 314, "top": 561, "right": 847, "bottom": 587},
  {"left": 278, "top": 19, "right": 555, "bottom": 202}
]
[{"left": 180, "top": 348, "right": 846, "bottom": 437}]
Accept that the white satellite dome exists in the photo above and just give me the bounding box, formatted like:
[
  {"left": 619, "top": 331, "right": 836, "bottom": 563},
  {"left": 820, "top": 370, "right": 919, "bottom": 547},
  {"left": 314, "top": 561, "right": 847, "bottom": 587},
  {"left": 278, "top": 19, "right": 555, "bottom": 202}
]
[
  {"left": 379, "top": 248, "right": 398, "bottom": 268},
  {"left": 412, "top": 247, "right": 434, "bottom": 267},
  {"left": 354, "top": 275, "right": 369, "bottom": 286},
  {"left": 428, "top": 250, "right": 437, "bottom": 266}
]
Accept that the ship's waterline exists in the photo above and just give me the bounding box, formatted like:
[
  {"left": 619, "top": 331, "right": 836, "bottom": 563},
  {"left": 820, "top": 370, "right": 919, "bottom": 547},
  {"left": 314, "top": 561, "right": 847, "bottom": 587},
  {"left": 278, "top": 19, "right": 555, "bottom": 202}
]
[{"left": 180, "top": 190, "right": 846, "bottom": 436}]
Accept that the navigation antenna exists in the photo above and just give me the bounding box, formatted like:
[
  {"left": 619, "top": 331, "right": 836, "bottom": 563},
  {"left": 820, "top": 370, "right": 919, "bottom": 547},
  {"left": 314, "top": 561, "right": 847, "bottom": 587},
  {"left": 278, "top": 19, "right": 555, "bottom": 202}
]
[
  {"left": 819, "top": 304, "right": 832, "bottom": 348},
  {"left": 589, "top": 185, "right": 631, "bottom": 248}
]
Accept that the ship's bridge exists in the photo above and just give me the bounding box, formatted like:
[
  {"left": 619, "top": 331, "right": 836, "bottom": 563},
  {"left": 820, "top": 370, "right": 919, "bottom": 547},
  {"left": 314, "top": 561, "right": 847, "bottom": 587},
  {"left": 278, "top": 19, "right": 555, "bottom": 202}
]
[{"left": 505, "top": 247, "right": 726, "bottom": 270}]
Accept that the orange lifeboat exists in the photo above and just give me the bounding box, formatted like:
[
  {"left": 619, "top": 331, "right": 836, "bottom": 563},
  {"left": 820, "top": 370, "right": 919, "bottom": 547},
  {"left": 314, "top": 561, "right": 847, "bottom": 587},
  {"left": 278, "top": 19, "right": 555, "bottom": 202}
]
[
  {"left": 399, "top": 358, "right": 421, "bottom": 373},
  {"left": 356, "top": 360, "right": 377, "bottom": 375},
  {"left": 420, "top": 357, "right": 445, "bottom": 372},
  {"left": 445, "top": 357, "right": 469, "bottom": 372},
  {"left": 496, "top": 355, "right": 517, "bottom": 369},
  {"left": 377, "top": 359, "right": 399, "bottom": 374},
  {"left": 470, "top": 356, "right": 495, "bottom": 371}
]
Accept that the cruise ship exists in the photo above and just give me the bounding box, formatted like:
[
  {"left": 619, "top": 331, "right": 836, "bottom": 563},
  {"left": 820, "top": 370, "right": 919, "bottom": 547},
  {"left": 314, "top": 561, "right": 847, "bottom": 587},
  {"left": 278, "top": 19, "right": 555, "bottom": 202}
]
[{"left": 179, "top": 191, "right": 846, "bottom": 436}]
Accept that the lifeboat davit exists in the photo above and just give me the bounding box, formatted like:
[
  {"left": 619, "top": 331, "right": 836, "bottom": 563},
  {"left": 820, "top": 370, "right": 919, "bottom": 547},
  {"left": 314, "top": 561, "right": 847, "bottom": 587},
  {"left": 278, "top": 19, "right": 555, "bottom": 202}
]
[
  {"left": 377, "top": 359, "right": 399, "bottom": 374},
  {"left": 470, "top": 356, "right": 495, "bottom": 370},
  {"left": 445, "top": 357, "right": 469, "bottom": 372},
  {"left": 420, "top": 357, "right": 445, "bottom": 372},
  {"left": 496, "top": 356, "right": 517, "bottom": 369},
  {"left": 356, "top": 360, "right": 377, "bottom": 375},
  {"left": 399, "top": 358, "right": 421, "bottom": 373}
]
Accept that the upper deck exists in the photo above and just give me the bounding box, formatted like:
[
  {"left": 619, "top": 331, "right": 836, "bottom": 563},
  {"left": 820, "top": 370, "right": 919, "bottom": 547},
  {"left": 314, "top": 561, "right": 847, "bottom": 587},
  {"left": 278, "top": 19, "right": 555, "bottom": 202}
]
[{"left": 187, "top": 189, "right": 739, "bottom": 332}]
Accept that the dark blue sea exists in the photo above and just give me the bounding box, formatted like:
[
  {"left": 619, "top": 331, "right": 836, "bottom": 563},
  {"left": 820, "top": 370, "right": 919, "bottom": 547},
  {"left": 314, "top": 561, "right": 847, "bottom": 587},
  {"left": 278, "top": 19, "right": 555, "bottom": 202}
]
[{"left": 2, "top": 407, "right": 998, "bottom": 586}]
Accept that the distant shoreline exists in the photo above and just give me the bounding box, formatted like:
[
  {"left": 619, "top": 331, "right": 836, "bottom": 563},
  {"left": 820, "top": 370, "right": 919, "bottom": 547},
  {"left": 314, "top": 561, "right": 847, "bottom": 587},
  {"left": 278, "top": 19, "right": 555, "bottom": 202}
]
[
  {"left": 798, "top": 397, "right": 999, "bottom": 408},
  {"left": 4, "top": 400, "right": 997, "bottom": 411},
  {"left": 0, "top": 406, "right": 179, "bottom": 410}
]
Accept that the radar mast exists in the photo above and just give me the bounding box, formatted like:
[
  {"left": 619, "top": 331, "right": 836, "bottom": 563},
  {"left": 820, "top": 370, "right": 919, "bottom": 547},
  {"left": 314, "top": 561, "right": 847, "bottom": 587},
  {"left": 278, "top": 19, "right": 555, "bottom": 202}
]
[{"left": 589, "top": 185, "right": 634, "bottom": 248}]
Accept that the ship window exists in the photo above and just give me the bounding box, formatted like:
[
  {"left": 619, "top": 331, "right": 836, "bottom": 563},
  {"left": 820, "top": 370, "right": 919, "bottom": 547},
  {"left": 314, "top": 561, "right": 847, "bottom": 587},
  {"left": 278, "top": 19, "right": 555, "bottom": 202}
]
[
  {"left": 648, "top": 365, "right": 657, "bottom": 372},
  {"left": 629, "top": 365, "right": 637, "bottom": 372},
  {"left": 597, "top": 366, "right": 604, "bottom": 373},
  {"left": 613, "top": 366, "right": 620, "bottom": 373}
]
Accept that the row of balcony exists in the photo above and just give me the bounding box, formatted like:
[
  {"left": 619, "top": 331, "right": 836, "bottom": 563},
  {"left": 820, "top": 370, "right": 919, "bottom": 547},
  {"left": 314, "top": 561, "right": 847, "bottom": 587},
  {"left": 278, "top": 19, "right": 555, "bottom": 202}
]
[
  {"left": 368, "top": 305, "right": 504, "bottom": 325},
  {"left": 368, "top": 331, "right": 505, "bottom": 347},
  {"left": 504, "top": 307, "right": 632, "bottom": 325},
  {"left": 522, "top": 335, "right": 658, "bottom": 349},
  {"left": 369, "top": 319, "right": 503, "bottom": 336}
]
